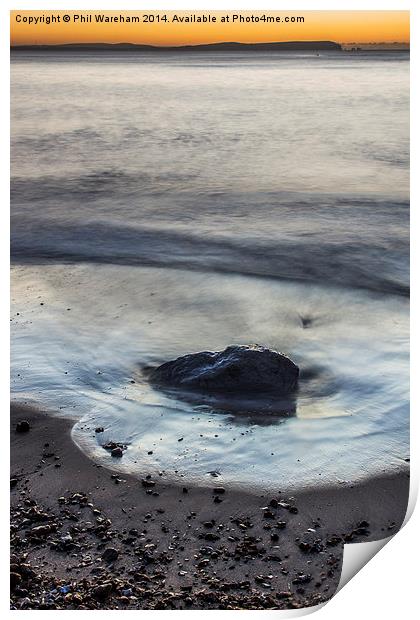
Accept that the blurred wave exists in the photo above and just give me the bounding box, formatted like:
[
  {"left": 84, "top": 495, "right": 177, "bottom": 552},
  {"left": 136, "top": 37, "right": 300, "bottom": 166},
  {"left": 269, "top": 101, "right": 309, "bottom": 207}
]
[{"left": 10, "top": 49, "right": 409, "bottom": 489}]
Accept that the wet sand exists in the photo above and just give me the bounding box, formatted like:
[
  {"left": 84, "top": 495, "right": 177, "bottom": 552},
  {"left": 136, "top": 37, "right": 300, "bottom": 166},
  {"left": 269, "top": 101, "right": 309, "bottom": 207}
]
[{"left": 10, "top": 402, "right": 409, "bottom": 610}]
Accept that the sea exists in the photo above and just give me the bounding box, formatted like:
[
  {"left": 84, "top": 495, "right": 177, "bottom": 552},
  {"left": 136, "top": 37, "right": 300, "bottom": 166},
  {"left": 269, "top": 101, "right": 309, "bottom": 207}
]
[{"left": 11, "top": 49, "right": 409, "bottom": 491}]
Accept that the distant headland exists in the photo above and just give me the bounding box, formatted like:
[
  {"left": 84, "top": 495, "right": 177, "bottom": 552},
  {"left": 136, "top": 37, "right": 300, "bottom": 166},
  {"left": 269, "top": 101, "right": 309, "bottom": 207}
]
[{"left": 11, "top": 40, "right": 343, "bottom": 52}]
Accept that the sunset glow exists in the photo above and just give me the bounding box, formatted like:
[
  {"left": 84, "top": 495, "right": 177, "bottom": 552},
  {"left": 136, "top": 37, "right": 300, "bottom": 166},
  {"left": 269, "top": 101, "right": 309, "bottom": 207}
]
[{"left": 11, "top": 10, "right": 409, "bottom": 47}]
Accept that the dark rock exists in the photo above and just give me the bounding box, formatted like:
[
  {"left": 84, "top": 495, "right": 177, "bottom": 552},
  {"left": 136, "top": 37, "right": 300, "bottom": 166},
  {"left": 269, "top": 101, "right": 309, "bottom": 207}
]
[
  {"left": 326, "top": 535, "right": 342, "bottom": 547},
  {"left": 103, "top": 441, "right": 123, "bottom": 449},
  {"left": 147, "top": 344, "right": 299, "bottom": 396},
  {"left": 203, "top": 533, "right": 220, "bottom": 541},
  {"left": 198, "top": 558, "right": 210, "bottom": 568},
  {"left": 263, "top": 509, "right": 275, "bottom": 519},
  {"left": 16, "top": 420, "right": 30, "bottom": 433},
  {"left": 102, "top": 547, "right": 119, "bottom": 563},
  {"left": 353, "top": 527, "right": 370, "bottom": 536},
  {"left": 203, "top": 521, "right": 214, "bottom": 528},
  {"left": 10, "top": 572, "right": 22, "bottom": 589},
  {"left": 111, "top": 447, "right": 123, "bottom": 458},
  {"left": 213, "top": 487, "right": 225, "bottom": 495},
  {"left": 95, "top": 427, "right": 104, "bottom": 433},
  {"left": 92, "top": 582, "right": 113, "bottom": 599}
]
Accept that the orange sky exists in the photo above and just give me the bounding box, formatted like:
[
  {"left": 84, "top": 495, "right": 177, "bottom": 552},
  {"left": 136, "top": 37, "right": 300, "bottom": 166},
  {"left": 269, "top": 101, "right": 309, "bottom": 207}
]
[{"left": 10, "top": 10, "right": 409, "bottom": 47}]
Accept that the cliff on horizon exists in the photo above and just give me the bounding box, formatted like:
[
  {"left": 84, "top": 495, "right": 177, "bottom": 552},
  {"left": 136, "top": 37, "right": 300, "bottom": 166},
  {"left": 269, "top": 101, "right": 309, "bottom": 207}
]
[{"left": 11, "top": 41, "right": 343, "bottom": 52}]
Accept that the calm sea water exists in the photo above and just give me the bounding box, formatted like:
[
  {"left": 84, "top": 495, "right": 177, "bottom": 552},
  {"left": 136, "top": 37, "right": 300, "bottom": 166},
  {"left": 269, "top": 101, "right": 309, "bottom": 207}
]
[{"left": 11, "top": 50, "right": 409, "bottom": 491}]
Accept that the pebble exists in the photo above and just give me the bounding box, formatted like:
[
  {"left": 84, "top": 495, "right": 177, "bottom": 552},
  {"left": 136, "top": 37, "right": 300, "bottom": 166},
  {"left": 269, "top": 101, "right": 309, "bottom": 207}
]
[
  {"left": 92, "top": 582, "right": 113, "bottom": 599},
  {"left": 10, "top": 572, "right": 22, "bottom": 589},
  {"left": 16, "top": 420, "right": 30, "bottom": 433},
  {"left": 263, "top": 510, "right": 275, "bottom": 519},
  {"left": 102, "top": 547, "right": 119, "bottom": 563},
  {"left": 292, "top": 574, "right": 312, "bottom": 585},
  {"left": 141, "top": 479, "right": 156, "bottom": 488}
]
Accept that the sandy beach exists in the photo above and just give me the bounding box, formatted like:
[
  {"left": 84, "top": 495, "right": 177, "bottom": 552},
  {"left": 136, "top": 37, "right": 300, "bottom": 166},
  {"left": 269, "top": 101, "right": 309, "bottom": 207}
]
[{"left": 10, "top": 402, "right": 409, "bottom": 610}]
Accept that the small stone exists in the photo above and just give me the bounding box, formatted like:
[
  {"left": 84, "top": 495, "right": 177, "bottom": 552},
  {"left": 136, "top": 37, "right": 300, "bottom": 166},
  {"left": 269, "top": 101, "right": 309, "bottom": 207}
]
[
  {"left": 92, "top": 582, "right": 113, "bottom": 599},
  {"left": 292, "top": 573, "right": 312, "bottom": 585},
  {"left": 204, "top": 532, "right": 220, "bottom": 541},
  {"left": 16, "top": 420, "right": 30, "bottom": 433},
  {"left": 61, "top": 533, "right": 73, "bottom": 544},
  {"left": 111, "top": 447, "right": 123, "bottom": 458},
  {"left": 10, "top": 572, "right": 22, "bottom": 589},
  {"left": 102, "top": 547, "right": 119, "bottom": 563},
  {"left": 95, "top": 427, "right": 104, "bottom": 433},
  {"left": 263, "top": 509, "right": 275, "bottom": 519},
  {"left": 121, "top": 588, "right": 133, "bottom": 597},
  {"left": 354, "top": 526, "right": 370, "bottom": 536}
]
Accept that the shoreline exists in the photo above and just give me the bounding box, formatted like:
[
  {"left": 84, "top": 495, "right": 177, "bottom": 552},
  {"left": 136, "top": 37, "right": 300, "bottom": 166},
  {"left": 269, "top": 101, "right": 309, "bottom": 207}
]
[{"left": 10, "top": 402, "right": 409, "bottom": 610}]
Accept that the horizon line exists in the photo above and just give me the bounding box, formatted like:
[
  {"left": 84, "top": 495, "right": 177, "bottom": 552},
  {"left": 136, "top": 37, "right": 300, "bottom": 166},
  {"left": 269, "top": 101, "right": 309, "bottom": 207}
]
[{"left": 10, "top": 40, "right": 410, "bottom": 49}]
